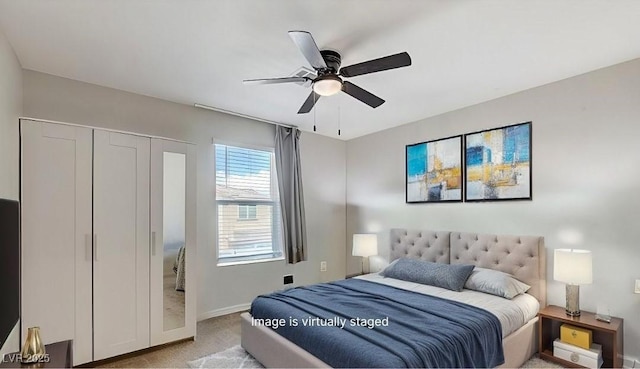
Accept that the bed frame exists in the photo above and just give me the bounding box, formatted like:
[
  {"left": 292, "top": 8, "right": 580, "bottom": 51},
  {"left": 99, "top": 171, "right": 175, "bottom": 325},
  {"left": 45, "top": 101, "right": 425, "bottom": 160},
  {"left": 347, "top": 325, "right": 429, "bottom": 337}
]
[{"left": 241, "top": 229, "right": 546, "bottom": 368}]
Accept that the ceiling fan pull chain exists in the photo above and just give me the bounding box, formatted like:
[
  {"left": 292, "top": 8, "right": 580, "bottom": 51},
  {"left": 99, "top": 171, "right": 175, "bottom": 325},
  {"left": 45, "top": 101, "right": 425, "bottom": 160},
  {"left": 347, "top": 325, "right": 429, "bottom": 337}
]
[
  {"left": 338, "top": 106, "right": 341, "bottom": 136},
  {"left": 313, "top": 92, "right": 317, "bottom": 131}
]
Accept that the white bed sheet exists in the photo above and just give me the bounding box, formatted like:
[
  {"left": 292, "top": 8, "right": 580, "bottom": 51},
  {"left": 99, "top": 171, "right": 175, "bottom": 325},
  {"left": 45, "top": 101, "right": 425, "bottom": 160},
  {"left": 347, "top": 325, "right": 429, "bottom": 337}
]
[{"left": 355, "top": 273, "right": 540, "bottom": 338}]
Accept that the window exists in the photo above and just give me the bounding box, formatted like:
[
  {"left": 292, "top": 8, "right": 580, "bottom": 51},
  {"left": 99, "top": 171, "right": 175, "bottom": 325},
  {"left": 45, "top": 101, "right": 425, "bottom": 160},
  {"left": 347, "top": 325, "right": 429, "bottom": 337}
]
[
  {"left": 215, "top": 144, "right": 282, "bottom": 264},
  {"left": 238, "top": 205, "right": 257, "bottom": 220}
]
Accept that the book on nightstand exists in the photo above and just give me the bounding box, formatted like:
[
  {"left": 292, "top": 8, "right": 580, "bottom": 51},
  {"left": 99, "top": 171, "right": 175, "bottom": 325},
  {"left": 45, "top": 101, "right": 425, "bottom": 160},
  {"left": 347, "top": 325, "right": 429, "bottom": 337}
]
[{"left": 553, "top": 339, "right": 603, "bottom": 369}]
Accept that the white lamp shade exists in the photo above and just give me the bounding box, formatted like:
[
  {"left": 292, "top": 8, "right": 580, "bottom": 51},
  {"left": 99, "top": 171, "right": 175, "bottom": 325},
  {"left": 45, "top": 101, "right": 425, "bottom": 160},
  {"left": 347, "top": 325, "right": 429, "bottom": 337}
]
[
  {"left": 554, "top": 249, "right": 593, "bottom": 285},
  {"left": 352, "top": 234, "right": 378, "bottom": 257}
]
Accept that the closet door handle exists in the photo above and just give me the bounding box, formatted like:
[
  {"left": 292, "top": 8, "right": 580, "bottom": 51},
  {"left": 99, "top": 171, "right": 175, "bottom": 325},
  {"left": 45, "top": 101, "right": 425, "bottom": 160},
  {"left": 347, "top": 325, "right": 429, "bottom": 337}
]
[
  {"left": 93, "top": 234, "right": 98, "bottom": 261},
  {"left": 151, "top": 231, "right": 157, "bottom": 256},
  {"left": 85, "top": 234, "right": 91, "bottom": 262}
]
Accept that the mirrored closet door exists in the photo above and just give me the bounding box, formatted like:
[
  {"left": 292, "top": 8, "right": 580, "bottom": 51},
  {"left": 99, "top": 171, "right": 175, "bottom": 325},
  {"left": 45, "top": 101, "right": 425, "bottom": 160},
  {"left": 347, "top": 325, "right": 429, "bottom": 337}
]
[{"left": 150, "top": 139, "right": 197, "bottom": 345}]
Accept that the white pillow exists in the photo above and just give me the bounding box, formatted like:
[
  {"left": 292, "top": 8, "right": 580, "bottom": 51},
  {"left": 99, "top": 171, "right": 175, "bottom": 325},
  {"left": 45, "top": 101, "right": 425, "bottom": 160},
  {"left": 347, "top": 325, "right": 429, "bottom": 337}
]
[{"left": 464, "top": 267, "right": 530, "bottom": 299}]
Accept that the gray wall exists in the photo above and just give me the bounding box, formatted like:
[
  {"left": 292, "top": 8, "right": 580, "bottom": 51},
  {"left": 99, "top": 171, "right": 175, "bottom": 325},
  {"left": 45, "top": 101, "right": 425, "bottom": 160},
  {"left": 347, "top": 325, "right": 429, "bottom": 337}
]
[
  {"left": 0, "top": 26, "right": 22, "bottom": 357},
  {"left": 346, "top": 58, "right": 640, "bottom": 360},
  {"left": 22, "top": 70, "right": 346, "bottom": 319}
]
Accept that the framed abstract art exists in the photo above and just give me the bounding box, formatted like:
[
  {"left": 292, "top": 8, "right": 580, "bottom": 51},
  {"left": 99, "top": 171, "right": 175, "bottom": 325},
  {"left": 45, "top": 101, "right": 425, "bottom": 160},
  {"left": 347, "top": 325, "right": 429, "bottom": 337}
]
[
  {"left": 406, "top": 135, "right": 463, "bottom": 203},
  {"left": 464, "top": 122, "right": 532, "bottom": 201}
]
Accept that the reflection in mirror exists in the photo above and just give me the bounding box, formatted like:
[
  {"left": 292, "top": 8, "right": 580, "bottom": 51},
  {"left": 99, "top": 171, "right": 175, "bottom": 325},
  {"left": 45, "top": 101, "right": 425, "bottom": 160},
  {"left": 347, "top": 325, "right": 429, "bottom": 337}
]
[{"left": 163, "top": 152, "right": 186, "bottom": 331}]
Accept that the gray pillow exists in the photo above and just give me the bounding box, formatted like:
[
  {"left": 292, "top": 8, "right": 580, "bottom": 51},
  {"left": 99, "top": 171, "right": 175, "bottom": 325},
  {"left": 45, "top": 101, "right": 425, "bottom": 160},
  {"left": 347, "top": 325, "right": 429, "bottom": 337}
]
[
  {"left": 464, "top": 267, "right": 531, "bottom": 299},
  {"left": 380, "top": 258, "right": 474, "bottom": 292}
]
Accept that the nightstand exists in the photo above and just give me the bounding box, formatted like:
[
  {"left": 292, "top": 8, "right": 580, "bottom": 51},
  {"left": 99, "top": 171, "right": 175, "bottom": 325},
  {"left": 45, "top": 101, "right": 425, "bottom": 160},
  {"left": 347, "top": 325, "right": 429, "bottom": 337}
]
[{"left": 538, "top": 305, "right": 623, "bottom": 368}]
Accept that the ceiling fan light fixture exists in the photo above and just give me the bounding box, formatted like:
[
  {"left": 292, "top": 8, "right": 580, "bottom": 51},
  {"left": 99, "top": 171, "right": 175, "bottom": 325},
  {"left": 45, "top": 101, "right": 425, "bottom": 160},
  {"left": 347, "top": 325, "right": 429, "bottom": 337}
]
[
  {"left": 312, "top": 75, "right": 342, "bottom": 96},
  {"left": 244, "top": 31, "right": 411, "bottom": 114}
]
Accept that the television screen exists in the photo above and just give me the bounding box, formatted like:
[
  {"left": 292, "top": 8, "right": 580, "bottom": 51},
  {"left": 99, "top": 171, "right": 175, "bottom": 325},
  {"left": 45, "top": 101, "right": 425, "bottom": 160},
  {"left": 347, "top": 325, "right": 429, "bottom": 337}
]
[{"left": 0, "top": 199, "right": 19, "bottom": 351}]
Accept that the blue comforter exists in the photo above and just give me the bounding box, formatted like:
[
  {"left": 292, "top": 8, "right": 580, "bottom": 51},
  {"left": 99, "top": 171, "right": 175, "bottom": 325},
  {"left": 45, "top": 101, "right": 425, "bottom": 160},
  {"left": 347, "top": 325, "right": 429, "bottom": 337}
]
[{"left": 250, "top": 279, "right": 504, "bottom": 368}]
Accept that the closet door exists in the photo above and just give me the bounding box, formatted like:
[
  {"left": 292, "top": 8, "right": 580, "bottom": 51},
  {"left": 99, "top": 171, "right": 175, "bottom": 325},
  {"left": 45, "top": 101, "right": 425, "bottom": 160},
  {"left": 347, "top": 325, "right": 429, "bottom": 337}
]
[
  {"left": 20, "top": 120, "right": 93, "bottom": 365},
  {"left": 150, "top": 139, "right": 196, "bottom": 345},
  {"left": 93, "top": 130, "right": 150, "bottom": 360}
]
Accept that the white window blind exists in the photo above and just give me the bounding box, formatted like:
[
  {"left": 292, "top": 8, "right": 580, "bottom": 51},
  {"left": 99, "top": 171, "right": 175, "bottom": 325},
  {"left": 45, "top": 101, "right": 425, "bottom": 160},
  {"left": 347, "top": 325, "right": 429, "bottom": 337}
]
[{"left": 216, "top": 144, "right": 282, "bottom": 263}]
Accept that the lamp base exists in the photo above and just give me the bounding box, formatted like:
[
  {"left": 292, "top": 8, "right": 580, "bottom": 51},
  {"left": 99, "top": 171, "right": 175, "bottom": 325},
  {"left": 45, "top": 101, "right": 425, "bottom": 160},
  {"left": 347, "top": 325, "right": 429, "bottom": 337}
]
[
  {"left": 565, "top": 310, "right": 581, "bottom": 317},
  {"left": 361, "top": 257, "right": 370, "bottom": 274},
  {"left": 565, "top": 284, "right": 581, "bottom": 317}
]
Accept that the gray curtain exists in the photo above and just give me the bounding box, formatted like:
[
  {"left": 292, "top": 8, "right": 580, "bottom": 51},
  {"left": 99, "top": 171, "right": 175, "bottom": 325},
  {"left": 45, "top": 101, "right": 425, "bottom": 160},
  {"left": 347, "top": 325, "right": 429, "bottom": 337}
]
[{"left": 274, "top": 126, "right": 307, "bottom": 264}]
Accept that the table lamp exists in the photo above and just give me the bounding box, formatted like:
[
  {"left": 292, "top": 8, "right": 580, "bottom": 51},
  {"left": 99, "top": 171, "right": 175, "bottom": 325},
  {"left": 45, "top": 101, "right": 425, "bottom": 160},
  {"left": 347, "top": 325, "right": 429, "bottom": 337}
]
[
  {"left": 352, "top": 234, "right": 377, "bottom": 274},
  {"left": 554, "top": 249, "right": 592, "bottom": 317}
]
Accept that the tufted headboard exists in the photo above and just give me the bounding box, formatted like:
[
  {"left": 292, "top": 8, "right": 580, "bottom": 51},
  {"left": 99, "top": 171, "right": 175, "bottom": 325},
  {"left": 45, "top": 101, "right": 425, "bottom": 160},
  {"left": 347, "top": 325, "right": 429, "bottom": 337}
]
[{"left": 390, "top": 229, "right": 546, "bottom": 307}]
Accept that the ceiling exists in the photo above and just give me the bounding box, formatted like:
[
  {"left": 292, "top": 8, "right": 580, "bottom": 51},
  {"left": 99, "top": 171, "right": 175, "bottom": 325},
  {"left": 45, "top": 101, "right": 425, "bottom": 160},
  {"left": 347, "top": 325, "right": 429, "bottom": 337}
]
[{"left": 1, "top": 1, "right": 639, "bottom": 140}]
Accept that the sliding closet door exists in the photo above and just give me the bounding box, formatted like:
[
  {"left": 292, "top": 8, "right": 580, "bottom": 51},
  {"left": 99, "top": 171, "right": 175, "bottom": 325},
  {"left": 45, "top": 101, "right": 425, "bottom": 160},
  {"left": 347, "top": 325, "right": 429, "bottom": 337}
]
[
  {"left": 93, "top": 130, "right": 150, "bottom": 360},
  {"left": 150, "top": 139, "right": 196, "bottom": 345},
  {"left": 20, "top": 120, "right": 93, "bottom": 365}
]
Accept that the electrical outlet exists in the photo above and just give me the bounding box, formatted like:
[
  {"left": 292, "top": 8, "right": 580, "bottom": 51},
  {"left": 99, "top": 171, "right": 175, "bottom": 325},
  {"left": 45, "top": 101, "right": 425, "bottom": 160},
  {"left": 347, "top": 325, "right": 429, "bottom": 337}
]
[
  {"left": 635, "top": 279, "right": 640, "bottom": 294},
  {"left": 320, "top": 261, "right": 327, "bottom": 272},
  {"left": 283, "top": 274, "right": 293, "bottom": 285}
]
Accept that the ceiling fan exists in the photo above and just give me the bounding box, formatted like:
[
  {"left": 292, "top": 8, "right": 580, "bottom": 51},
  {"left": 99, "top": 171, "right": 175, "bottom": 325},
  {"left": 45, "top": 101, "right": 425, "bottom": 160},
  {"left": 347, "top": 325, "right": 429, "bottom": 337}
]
[{"left": 243, "top": 31, "right": 412, "bottom": 114}]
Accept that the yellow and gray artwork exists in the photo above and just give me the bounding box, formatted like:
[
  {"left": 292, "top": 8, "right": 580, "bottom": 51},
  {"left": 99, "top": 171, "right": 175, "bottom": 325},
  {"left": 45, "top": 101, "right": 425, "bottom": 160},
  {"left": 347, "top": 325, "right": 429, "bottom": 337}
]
[{"left": 465, "top": 122, "right": 531, "bottom": 201}]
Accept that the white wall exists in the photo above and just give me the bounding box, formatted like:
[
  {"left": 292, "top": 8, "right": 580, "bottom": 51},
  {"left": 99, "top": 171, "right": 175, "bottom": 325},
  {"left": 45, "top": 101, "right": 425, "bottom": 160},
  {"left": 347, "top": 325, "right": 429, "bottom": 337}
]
[
  {"left": 0, "top": 25, "right": 22, "bottom": 357},
  {"left": 22, "top": 70, "right": 346, "bottom": 319},
  {"left": 346, "top": 58, "right": 640, "bottom": 359},
  {"left": 0, "top": 26, "right": 21, "bottom": 200}
]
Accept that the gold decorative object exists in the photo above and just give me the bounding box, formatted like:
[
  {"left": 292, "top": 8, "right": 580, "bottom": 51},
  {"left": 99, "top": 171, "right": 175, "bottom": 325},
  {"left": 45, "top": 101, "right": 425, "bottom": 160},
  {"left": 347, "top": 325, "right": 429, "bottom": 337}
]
[{"left": 20, "top": 327, "right": 46, "bottom": 363}]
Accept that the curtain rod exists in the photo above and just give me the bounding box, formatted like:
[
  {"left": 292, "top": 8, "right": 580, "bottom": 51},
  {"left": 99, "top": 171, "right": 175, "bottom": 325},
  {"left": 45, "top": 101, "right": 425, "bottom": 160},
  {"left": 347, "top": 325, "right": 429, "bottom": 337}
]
[{"left": 194, "top": 103, "right": 297, "bottom": 129}]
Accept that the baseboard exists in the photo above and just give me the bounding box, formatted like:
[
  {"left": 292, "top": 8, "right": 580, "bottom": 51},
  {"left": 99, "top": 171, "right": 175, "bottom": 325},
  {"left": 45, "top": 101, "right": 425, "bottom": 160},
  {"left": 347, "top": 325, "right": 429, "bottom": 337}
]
[
  {"left": 198, "top": 303, "right": 251, "bottom": 321},
  {"left": 623, "top": 355, "right": 639, "bottom": 369}
]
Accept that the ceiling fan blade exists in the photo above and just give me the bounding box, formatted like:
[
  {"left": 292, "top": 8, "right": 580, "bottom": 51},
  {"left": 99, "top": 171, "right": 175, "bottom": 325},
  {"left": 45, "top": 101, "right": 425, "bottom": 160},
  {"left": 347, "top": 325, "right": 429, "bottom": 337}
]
[
  {"left": 339, "top": 52, "right": 411, "bottom": 78},
  {"left": 297, "top": 91, "right": 321, "bottom": 114},
  {"left": 342, "top": 81, "right": 385, "bottom": 108},
  {"left": 288, "top": 31, "right": 328, "bottom": 70},
  {"left": 243, "top": 77, "right": 310, "bottom": 85}
]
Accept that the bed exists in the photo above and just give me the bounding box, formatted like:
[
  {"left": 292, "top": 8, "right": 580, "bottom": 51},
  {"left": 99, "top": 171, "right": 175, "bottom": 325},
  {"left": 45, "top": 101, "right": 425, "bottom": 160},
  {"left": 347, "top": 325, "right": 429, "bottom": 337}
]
[{"left": 241, "top": 229, "right": 546, "bottom": 368}]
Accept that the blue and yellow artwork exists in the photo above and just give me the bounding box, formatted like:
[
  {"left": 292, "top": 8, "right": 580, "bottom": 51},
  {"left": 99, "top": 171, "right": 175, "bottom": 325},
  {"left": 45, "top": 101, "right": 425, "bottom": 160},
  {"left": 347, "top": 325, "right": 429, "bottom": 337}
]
[
  {"left": 464, "top": 122, "right": 531, "bottom": 201},
  {"left": 406, "top": 136, "right": 462, "bottom": 203}
]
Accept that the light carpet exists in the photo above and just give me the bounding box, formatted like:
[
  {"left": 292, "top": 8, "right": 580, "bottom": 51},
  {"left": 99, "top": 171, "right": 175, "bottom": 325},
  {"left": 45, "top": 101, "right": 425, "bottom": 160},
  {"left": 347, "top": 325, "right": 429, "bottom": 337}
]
[
  {"left": 187, "top": 345, "right": 563, "bottom": 368},
  {"left": 187, "top": 345, "right": 263, "bottom": 369}
]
